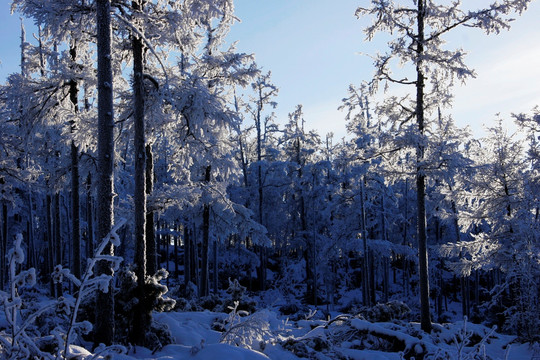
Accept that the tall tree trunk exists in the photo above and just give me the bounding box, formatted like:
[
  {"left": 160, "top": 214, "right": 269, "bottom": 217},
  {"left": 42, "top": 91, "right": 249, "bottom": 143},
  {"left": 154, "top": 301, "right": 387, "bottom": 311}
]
[
  {"left": 416, "top": 0, "right": 432, "bottom": 333},
  {"left": 193, "top": 228, "right": 200, "bottom": 294},
  {"left": 184, "top": 225, "right": 191, "bottom": 289},
  {"left": 131, "top": 0, "right": 150, "bottom": 345},
  {"left": 54, "top": 193, "right": 63, "bottom": 297},
  {"left": 381, "top": 192, "right": 389, "bottom": 303},
  {"left": 69, "top": 41, "right": 81, "bottom": 279},
  {"left": 46, "top": 194, "right": 55, "bottom": 296},
  {"left": 403, "top": 179, "right": 410, "bottom": 298},
  {"left": 360, "top": 177, "right": 371, "bottom": 307},
  {"left": 95, "top": 0, "right": 116, "bottom": 346},
  {"left": 27, "top": 193, "right": 36, "bottom": 269},
  {"left": 200, "top": 166, "right": 211, "bottom": 298},
  {"left": 213, "top": 239, "right": 218, "bottom": 294},
  {"left": 71, "top": 141, "right": 81, "bottom": 279},
  {"left": 146, "top": 144, "right": 156, "bottom": 275},
  {"left": 174, "top": 224, "right": 179, "bottom": 277},
  {"left": 86, "top": 173, "right": 94, "bottom": 258}
]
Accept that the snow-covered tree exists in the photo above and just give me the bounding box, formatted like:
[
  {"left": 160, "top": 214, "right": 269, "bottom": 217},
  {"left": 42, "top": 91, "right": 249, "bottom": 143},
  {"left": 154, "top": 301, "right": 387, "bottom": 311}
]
[{"left": 358, "top": 0, "right": 532, "bottom": 332}]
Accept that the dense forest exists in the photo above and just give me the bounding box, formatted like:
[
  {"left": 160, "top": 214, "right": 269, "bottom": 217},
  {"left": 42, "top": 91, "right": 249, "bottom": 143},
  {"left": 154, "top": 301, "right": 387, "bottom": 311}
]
[{"left": 0, "top": 0, "right": 539, "bottom": 359}]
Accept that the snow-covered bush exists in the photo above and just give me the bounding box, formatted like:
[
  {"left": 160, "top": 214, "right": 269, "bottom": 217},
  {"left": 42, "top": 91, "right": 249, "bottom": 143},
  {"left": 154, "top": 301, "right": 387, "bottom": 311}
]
[
  {"left": 341, "top": 300, "right": 411, "bottom": 323},
  {"left": 0, "top": 220, "right": 127, "bottom": 359},
  {"left": 115, "top": 266, "right": 175, "bottom": 347},
  {"left": 0, "top": 234, "right": 48, "bottom": 359},
  {"left": 219, "top": 278, "right": 257, "bottom": 314},
  {"left": 218, "top": 301, "right": 272, "bottom": 351},
  {"left": 358, "top": 301, "right": 411, "bottom": 323}
]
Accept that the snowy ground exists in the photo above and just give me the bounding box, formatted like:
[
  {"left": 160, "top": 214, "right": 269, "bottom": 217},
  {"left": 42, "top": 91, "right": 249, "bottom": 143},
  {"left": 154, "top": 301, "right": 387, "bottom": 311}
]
[{"left": 70, "top": 309, "right": 537, "bottom": 360}]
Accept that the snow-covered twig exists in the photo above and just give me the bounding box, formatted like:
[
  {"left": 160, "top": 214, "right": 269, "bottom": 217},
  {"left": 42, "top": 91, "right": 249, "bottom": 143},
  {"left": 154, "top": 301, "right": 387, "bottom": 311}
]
[
  {"left": 220, "top": 301, "right": 272, "bottom": 350},
  {"left": 62, "top": 218, "right": 126, "bottom": 359}
]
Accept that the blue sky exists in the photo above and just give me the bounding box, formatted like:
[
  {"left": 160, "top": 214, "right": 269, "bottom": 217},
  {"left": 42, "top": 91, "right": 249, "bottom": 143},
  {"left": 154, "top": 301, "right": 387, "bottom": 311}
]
[
  {"left": 228, "top": 0, "right": 540, "bottom": 139},
  {"left": 2, "top": 1, "right": 539, "bottom": 139}
]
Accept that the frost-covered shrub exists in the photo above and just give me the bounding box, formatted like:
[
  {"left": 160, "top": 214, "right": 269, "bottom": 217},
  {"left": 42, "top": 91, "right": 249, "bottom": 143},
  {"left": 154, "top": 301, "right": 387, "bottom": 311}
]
[
  {"left": 144, "top": 319, "right": 175, "bottom": 353},
  {"left": 0, "top": 225, "right": 125, "bottom": 359},
  {"left": 218, "top": 278, "right": 257, "bottom": 314},
  {"left": 218, "top": 301, "right": 272, "bottom": 351},
  {"left": 115, "top": 266, "right": 176, "bottom": 346},
  {"left": 358, "top": 301, "right": 411, "bottom": 322},
  {"left": 197, "top": 294, "right": 223, "bottom": 311}
]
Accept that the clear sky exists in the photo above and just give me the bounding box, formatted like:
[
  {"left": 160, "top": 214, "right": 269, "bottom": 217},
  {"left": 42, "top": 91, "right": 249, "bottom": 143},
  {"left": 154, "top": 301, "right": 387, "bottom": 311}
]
[{"left": 2, "top": 1, "right": 539, "bottom": 140}]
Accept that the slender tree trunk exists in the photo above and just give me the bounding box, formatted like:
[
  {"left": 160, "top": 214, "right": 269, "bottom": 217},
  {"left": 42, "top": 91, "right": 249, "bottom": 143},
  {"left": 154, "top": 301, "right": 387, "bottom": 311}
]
[
  {"left": 166, "top": 230, "right": 170, "bottom": 288},
  {"left": 69, "top": 44, "right": 81, "bottom": 279},
  {"left": 184, "top": 225, "right": 191, "bottom": 289},
  {"left": 95, "top": 0, "right": 116, "bottom": 346},
  {"left": 360, "top": 177, "right": 371, "bottom": 307},
  {"left": 416, "top": 0, "right": 432, "bottom": 333},
  {"left": 213, "top": 239, "right": 218, "bottom": 294},
  {"left": 27, "top": 193, "right": 36, "bottom": 269},
  {"left": 255, "top": 98, "right": 267, "bottom": 292},
  {"left": 71, "top": 141, "right": 81, "bottom": 279},
  {"left": 174, "top": 224, "right": 179, "bottom": 277},
  {"left": 131, "top": 0, "right": 149, "bottom": 346},
  {"left": 369, "top": 250, "right": 376, "bottom": 305},
  {"left": 200, "top": 166, "right": 211, "bottom": 298},
  {"left": 69, "top": 38, "right": 81, "bottom": 278},
  {"left": 402, "top": 179, "right": 410, "bottom": 297},
  {"left": 239, "top": 136, "right": 249, "bottom": 188},
  {"left": 193, "top": 227, "right": 200, "bottom": 295},
  {"left": 381, "top": 192, "right": 389, "bottom": 303},
  {"left": 54, "top": 193, "right": 63, "bottom": 297},
  {"left": 46, "top": 194, "right": 55, "bottom": 296},
  {"left": 86, "top": 173, "right": 94, "bottom": 258},
  {"left": 146, "top": 144, "right": 156, "bottom": 276}
]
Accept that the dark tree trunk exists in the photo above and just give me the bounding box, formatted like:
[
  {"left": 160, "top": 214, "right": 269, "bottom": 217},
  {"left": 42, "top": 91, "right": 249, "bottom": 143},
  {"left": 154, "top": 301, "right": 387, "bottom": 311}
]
[
  {"left": 26, "top": 193, "right": 36, "bottom": 269},
  {"left": 360, "top": 177, "right": 371, "bottom": 307},
  {"left": 416, "top": 0, "right": 432, "bottom": 333},
  {"left": 146, "top": 144, "right": 156, "bottom": 275},
  {"left": 69, "top": 41, "right": 81, "bottom": 280},
  {"left": 132, "top": 0, "right": 146, "bottom": 284},
  {"left": 257, "top": 124, "right": 266, "bottom": 292},
  {"left": 46, "top": 194, "right": 55, "bottom": 296},
  {"left": 71, "top": 142, "right": 81, "bottom": 279},
  {"left": 213, "top": 239, "right": 218, "bottom": 294},
  {"left": 184, "top": 225, "right": 191, "bottom": 288},
  {"left": 381, "top": 193, "right": 389, "bottom": 303},
  {"left": 174, "top": 224, "right": 179, "bottom": 278},
  {"left": 131, "top": 0, "right": 150, "bottom": 345},
  {"left": 191, "top": 227, "right": 199, "bottom": 292},
  {"left": 200, "top": 166, "right": 211, "bottom": 298},
  {"left": 86, "top": 173, "right": 94, "bottom": 258},
  {"left": 54, "top": 193, "right": 63, "bottom": 297},
  {"left": 94, "top": 0, "right": 116, "bottom": 347}
]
